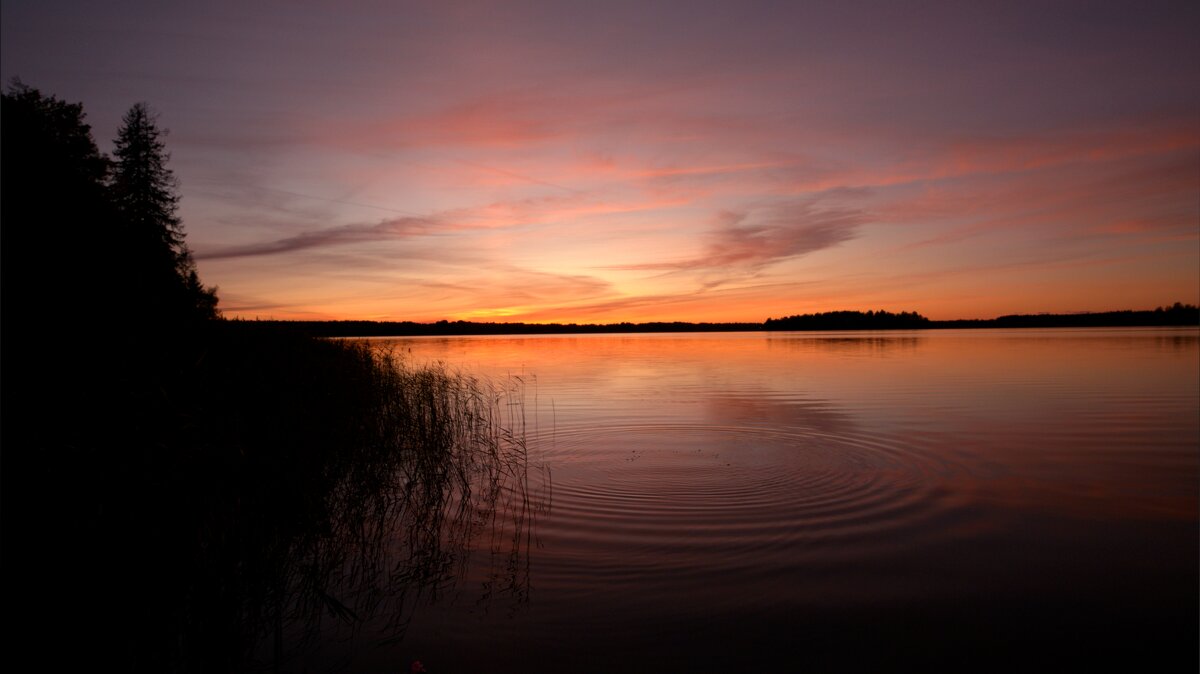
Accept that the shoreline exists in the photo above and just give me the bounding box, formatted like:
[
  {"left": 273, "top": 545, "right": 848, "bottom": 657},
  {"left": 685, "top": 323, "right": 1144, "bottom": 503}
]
[{"left": 231, "top": 306, "right": 1199, "bottom": 338}]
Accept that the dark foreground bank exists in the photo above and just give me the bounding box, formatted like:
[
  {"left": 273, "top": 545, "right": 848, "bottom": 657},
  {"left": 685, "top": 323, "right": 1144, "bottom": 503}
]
[{"left": 4, "top": 319, "right": 533, "bottom": 672}]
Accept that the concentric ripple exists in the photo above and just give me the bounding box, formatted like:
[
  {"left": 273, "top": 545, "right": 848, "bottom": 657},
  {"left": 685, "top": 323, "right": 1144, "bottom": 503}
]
[{"left": 523, "top": 421, "right": 980, "bottom": 609}]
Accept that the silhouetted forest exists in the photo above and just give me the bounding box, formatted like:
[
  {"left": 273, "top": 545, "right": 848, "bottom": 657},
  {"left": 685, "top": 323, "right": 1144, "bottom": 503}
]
[
  {"left": 936, "top": 303, "right": 1200, "bottom": 328},
  {"left": 244, "top": 305, "right": 1199, "bottom": 337},
  {"left": 248, "top": 319, "right": 764, "bottom": 337},
  {"left": 1, "top": 83, "right": 534, "bottom": 673},
  {"left": 765, "top": 310, "right": 932, "bottom": 330}
]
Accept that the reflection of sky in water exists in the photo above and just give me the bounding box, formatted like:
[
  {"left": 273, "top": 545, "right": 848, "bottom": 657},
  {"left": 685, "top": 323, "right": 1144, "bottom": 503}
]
[
  {"left": 387, "top": 328, "right": 1197, "bottom": 428},
  {"left": 382, "top": 327, "right": 1199, "bottom": 521},
  {"left": 349, "top": 329, "right": 1200, "bottom": 673}
]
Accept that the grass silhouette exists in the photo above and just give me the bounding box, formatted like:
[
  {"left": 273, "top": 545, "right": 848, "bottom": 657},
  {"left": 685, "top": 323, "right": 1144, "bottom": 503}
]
[{"left": 8, "top": 320, "right": 542, "bottom": 673}]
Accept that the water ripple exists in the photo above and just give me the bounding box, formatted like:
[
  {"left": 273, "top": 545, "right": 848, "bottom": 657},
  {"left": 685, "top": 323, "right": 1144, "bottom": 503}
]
[{"left": 528, "top": 422, "right": 979, "bottom": 589}]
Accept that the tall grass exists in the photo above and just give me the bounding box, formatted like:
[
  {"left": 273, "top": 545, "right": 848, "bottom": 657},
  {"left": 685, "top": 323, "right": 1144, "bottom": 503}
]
[
  {"left": 180, "top": 324, "right": 546, "bottom": 672},
  {"left": 9, "top": 320, "right": 544, "bottom": 673}
]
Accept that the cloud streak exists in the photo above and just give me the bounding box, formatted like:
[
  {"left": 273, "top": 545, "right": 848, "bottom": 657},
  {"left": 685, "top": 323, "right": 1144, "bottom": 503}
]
[
  {"left": 617, "top": 200, "right": 868, "bottom": 272},
  {"left": 197, "top": 215, "right": 443, "bottom": 260}
]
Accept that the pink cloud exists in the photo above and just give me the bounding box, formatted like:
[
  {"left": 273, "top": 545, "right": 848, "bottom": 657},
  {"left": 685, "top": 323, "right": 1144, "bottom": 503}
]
[{"left": 884, "top": 148, "right": 1199, "bottom": 250}]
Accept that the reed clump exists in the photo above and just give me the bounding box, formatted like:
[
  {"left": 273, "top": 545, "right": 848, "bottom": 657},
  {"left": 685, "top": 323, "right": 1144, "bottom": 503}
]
[
  {"left": 9, "top": 320, "right": 540, "bottom": 674},
  {"left": 186, "top": 322, "right": 541, "bottom": 672}
]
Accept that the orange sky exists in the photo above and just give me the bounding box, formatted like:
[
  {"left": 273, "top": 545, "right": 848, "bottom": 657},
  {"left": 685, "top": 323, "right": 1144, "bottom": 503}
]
[{"left": 3, "top": 1, "right": 1197, "bottom": 322}]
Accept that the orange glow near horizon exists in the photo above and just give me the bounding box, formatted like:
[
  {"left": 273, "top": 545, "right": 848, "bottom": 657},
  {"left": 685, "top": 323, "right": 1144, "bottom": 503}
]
[{"left": 200, "top": 119, "right": 1198, "bottom": 323}]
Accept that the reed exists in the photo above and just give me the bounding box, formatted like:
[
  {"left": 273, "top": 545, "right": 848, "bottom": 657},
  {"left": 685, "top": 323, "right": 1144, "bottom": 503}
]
[
  {"left": 9, "top": 320, "right": 543, "bottom": 673},
  {"left": 188, "top": 323, "right": 544, "bottom": 672}
]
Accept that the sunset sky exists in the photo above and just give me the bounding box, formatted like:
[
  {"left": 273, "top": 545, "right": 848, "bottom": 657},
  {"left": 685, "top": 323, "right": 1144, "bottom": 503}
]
[{"left": 3, "top": 1, "right": 1197, "bottom": 322}]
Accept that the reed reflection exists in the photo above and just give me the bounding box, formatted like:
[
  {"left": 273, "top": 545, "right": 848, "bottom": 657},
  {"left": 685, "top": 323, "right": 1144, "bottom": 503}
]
[{"left": 249, "top": 351, "right": 549, "bottom": 670}]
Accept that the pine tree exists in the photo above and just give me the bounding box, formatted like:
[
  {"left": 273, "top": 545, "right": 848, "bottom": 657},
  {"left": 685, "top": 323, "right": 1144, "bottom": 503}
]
[
  {"left": 111, "top": 102, "right": 218, "bottom": 319},
  {"left": 112, "top": 103, "right": 181, "bottom": 249}
]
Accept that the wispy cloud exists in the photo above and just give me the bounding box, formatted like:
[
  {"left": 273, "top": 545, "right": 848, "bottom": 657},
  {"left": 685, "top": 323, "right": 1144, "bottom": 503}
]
[
  {"left": 495, "top": 277, "right": 828, "bottom": 324},
  {"left": 616, "top": 199, "right": 868, "bottom": 272},
  {"left": 197, "top": 215, "right": 443, "bottom": 260},
  {"left": 884, "top": 148, "right": 1200, "bottom": 250},
  {"left": 433, "top": 268, "right": 615, "bottom": 319}
]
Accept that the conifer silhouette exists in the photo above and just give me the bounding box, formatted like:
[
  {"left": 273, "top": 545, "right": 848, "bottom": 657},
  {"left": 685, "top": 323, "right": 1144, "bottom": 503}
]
[{"left": 111, "top": 102, "right": 218, "bottom": 319}]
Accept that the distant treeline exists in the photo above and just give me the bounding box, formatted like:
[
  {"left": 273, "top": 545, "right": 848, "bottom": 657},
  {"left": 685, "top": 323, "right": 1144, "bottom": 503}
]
[
  {"left": 765, "top": 310, "right": 931, "bottom": 330},
  {"left": 767, "top": 305, "right": 1200, "bottom": 330},
  {"left": 245, "top": 319, "right": 764, "bottom": 337},
  {"left": 934, "top": 303, "right": 1200, "bottom": 328},
  {"left": 246, "top": 304, "right": 1199, "bottom": 337}
]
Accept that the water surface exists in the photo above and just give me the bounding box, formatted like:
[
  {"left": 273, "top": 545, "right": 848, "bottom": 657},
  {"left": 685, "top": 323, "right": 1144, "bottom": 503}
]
[{"left": 326, "top": 328, "right": 1198, "bottom": 672}]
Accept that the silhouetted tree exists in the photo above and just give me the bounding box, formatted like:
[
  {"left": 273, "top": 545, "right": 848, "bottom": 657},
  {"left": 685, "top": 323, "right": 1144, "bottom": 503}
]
[
  {"left": 1, "top": 79, "right": 129, "bottom": 668},
  {"left": 1, "top": 80, "right": 117, "bottom": 328},
  {"left": 112, "top": 103, "right": 183, "bottom": 250},
  {"left": 2, "top": 83, "right": 221, "bottom": 670},
  {"left": 111, "top": 101, "right": 218, "bottom": 320}
]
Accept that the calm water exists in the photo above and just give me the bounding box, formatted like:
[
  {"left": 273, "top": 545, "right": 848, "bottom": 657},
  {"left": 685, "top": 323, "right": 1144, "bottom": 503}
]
[{"left": 319, "top": 328, "right": 1198, "bottom": 672}]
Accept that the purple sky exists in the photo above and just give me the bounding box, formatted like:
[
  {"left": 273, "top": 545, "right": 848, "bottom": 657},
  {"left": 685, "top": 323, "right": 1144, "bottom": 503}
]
[{"left": 3, "top": 0, "right": 1197, "bottom": 321}]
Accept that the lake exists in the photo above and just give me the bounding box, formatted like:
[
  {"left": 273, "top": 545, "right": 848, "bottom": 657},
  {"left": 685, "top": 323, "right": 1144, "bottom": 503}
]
[{"left": 313, "top": 328, "right": 1198, "bottom": 673}]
